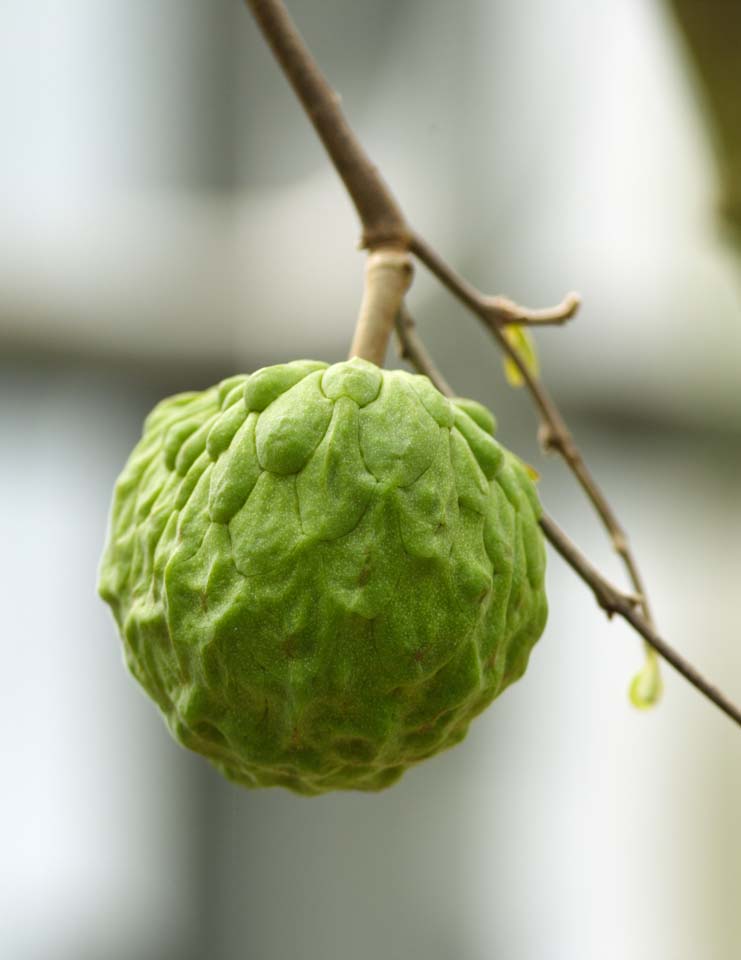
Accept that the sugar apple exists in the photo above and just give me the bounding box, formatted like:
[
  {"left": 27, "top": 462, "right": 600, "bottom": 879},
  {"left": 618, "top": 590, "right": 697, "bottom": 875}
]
[{"left": 99, "top": 358, "right": 547, "bottom": 795}]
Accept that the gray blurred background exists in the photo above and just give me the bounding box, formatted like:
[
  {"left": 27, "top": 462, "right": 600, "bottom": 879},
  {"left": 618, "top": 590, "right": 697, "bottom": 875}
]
[{"left": 2, "top": 2, "right": 740, "bottom": 958}]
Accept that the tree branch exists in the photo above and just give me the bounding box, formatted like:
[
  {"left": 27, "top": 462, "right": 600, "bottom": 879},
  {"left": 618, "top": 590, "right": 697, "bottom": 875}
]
[
  {"left": 244, "top": 0, "right": 741, "bottom": 729},
  {"left": 245, "top": 0, "right": 410, "bottom": 251},
  {"left": 539, "top": 514, "right": 741, "bottom": 728},
  {"left": 409, "top": 234, "right": 656, "bottom": 628},
  {"left": 394, "top": 312, "right": 741, "bottom": 729},
  {"left": 484, "top": 291, "right": 581, "bottom": 327},
  {"left": 394, "top": 306, "right": 454, "bottom": 397}
]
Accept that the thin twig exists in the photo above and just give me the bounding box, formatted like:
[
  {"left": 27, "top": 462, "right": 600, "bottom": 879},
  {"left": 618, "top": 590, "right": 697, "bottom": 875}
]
[
  {"left": 409, "top": 234, "right": 655, "bottom": 627},
  {"left": 485, "top": 291, "right": 581, "bottom": 326},
  {"left": 394, "top": 313, "right": 741, "bottom": 729},
  {"left": 243, "top": 0, "right": 741, "bottom": 728},
  {"left": 394, "top": 306, "right": 454, "bottom": 397},
  {"left": 540, "top": 515, "right": 741, "bottom": 728}
]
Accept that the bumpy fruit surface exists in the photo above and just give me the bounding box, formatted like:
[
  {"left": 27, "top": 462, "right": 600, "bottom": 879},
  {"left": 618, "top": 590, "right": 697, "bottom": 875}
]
[{"left": 99, "top": 358, "right": 547, "bottom": 795}]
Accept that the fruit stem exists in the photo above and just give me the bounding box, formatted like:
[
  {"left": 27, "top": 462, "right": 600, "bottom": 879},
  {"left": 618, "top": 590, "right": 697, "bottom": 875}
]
[{"left": 349, "top": 248, "right": 413, "bottom": 366}]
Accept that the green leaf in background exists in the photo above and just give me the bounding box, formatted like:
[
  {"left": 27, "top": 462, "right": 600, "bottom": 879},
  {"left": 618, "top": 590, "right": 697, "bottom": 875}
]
[
  {"left": 629, "top": 645, "right": 663, "bottom": 709},
  {"left": 503, "top": 324, "right": 540, "bottom": 387}
]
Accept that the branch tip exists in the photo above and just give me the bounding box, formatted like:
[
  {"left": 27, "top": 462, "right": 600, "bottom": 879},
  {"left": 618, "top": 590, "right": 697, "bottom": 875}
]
[{"left": 484, "top": 290, "right": 582, "bottom": 327}]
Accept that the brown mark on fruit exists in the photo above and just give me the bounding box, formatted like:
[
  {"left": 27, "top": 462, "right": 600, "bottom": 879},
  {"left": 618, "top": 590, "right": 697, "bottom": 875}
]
[{"left": 282, "top": 634, "right": 303, "bottom": 659}]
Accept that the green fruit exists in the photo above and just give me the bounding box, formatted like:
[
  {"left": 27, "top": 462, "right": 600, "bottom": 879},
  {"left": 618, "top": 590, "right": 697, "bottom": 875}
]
[{"left": 99, "top": 358, "right": 547, "bottom": 795}]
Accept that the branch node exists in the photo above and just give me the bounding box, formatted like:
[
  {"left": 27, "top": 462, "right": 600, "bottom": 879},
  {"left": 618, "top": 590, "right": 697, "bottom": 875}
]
[
  {"left": 537, "top": 424, "right": 560, "bottom": 453},
  {"left": 612, "top": 531, "right": 629, "bottom": 555},
  {"left": 361, "top": 226, "right": 413, "bottom": 252}
]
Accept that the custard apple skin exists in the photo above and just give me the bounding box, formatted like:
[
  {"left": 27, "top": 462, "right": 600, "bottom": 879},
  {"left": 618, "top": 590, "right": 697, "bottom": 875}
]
[{"left": 98, "top": 358, "right": 547, "bottom": 795}]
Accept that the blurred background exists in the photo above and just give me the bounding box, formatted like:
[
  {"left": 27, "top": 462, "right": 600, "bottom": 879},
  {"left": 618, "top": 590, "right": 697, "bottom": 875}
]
[{"left": 2, "top": 1, "right": 740, "bottom": 958}]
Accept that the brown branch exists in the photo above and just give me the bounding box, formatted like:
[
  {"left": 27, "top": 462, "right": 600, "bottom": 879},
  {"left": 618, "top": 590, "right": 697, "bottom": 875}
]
[
  {"left": 409, "top": 234, "right": 655, "bottom": 627},
  {"left": 244, "top": 0, "right": 741, "bottom": 729},
  {"left": 485, "top": 291, "right": 581, "bottom": 326},
  {"left": 394, "top": 304, "right": 741, "bottom": 729},
  {"left": 394, "top": 306, "right": 454, "bottom": 397},
  {"left": 245, "top": 0, "right": 410, "bottom": 251},
  {"left": 539, "top": 515, "right": 741, "bottom": 728}
]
